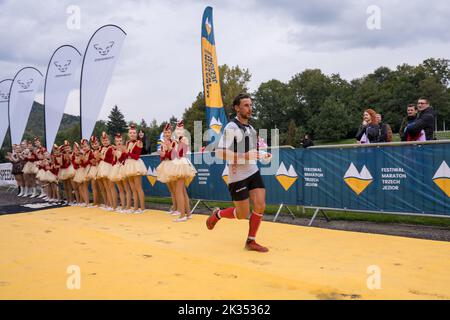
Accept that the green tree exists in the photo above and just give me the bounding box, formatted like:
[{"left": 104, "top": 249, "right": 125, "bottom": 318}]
[
  {"left": 106, "top": 105, "right": 127, "bottom": 135},
  {"left": 309, "top": 97, "right": 353, "bottom": 141}
]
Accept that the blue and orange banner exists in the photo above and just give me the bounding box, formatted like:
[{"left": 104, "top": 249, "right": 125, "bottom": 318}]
[{"left": 201, "top": 6, "right": 228, "bottom": 140}]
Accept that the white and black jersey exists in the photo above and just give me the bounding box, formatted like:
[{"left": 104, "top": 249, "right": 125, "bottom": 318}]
[{"left": 216, "top": 117, "right": 259, "bottom": 184}]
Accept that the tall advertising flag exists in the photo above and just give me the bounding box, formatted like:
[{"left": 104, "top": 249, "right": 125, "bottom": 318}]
[
  {"left": 80, "top": 25, "right": 126, "bottom": 140},
  {"left": 9, "top": 67, "right": 43, "bottom": 145},
  {"left": 44, "top": 45, "right": 82, "bottom": 148},
  {"left": 0, "top": 79, "right": 13, "bottom": 148},
  {"left": 201, "top": 7, "right": 227, "bottom": 141}
]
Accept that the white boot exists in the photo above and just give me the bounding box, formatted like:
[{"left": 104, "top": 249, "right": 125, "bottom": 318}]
[
  {"left": 21, "top": 187, "right": 29, "bottom": 197},
  {"left": 30, "top": 187, "right": 37, "bottom": 198},
  {"left": 18, "top": 187, "right": 24, "bottom": 197}
]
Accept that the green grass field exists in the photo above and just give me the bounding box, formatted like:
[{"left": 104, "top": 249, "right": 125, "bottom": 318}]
[{"left": 145, "top": 196, "right": 450, "bottom": 228}]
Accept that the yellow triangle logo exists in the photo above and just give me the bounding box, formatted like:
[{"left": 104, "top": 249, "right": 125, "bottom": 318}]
[
  {"left": 146, "top": 166, "right": 157, "bottom": 187},
  {"left": 343, "top": 163, "right": 373, "bottom": 195},
  {"left": 209, "top": 117, "right": 222, "bottom": 134},
  {"left": 185, "top": 176, "right": 194, "bottom": 187},
  {"left": 275, "top": 162, "right": 297, "bottom": 191},
  {"left": 433, "top": 161, "right": 450, "bottom": 197},
  {"left": 222, "top": 165, "right": 229, "bottom": 185}
]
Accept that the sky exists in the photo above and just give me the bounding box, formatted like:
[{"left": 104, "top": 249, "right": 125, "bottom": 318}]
[{"left": 1, "top": 0, "right": 449, "bottom": 124}]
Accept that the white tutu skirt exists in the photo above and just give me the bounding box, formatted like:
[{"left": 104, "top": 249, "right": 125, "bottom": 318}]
[
  {"left": 167, "top": 157, "right": 197, "bottom": 181},
  {"left": 23, "top": 162, "right": 38, "bottom": 174},
  {"left": 156, "top": 160, "right": 176, "bottom": 183},
  {"left": 73, "top": 167, "right": 87, "bottom": 184},
  {"left": 124, "top": 158, "right": 147, "bottom": 177},
  {"left": 58, "top": 165, "right": 75, "bottom": 180},
  {"left": 97, "top": 161, "right": 113, "bottom": 179},
  {"left": 109, "top": 163, "right": 124, "bottom": 182},
  {"left": 45, "top": 171, "right": 58, "bottom": 183},
  {"left": 36, "top": 169, "right": 46, "bottom": 181},
  {"left": 86, "top": 165, "right": 97, "bottom": 180}
]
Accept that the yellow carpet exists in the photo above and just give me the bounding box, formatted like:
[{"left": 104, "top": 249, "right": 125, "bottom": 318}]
[{"left": 0, "top": 207, "right": 449, "bottom": 299}]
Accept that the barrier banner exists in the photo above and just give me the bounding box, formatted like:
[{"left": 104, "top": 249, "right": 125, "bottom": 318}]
[
  {"left": 80, "top": 25, "right": 126, "bottom": 140},
  {"left": 141, "top": 142, "right": 449, "bottom": 217},
  {"left": 301, "top": 143, "right": 449, "bottom": 216},
  {"left": 9, "top": 67, "right": 43, "bottom": 145},
  {"left": 44, "top": 45, "right": 82, "bottom": 148},
  {"left": 0, "top": 163, "right": 16, "bottom": 186},
  {"left": 0, "top": 79, "right": 13, "bottom": 148}
]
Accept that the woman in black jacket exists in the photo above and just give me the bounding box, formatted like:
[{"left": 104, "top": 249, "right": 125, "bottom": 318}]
[{"left": 355, "top": 108, "right": 380, "bottom": 143}]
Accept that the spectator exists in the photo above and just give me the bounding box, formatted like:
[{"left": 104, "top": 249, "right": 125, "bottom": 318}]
[
  {"left": 355, "top": 109, "right": 380, "bottom": 143},
  {"left": 399, "top": 104, "right": 418, "bottom": 141},
  {"left": 404, "top": 97, "right": 436, "bottom": 141},
  {"left": 301, "top": 134, "right": 314, "bottom": 148},
  {"left": 376, "top": 114, "right": 393, "bottom": 142},
  {"left": 138, "top": 130, "right": 149, "bottom": 155}
]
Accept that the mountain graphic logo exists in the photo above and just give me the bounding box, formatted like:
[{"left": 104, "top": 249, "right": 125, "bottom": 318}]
[
  {"left": 17, "top": 78, "right": 33, "bottom": 89},
  {"left": 433, "top": 161, "right": 450, "bottom": 197},
  {"left": 344, "top": 163, "right": 373, "bottom": 195},
  {"left": 222, "top": 165, "right": 229, "bottom": 185},
  {"left": 209, "top": 117, "right": 223, "bottom": 134},
  {"left": 205, "top": 17, "right": 212, "bottom": 35},
  {"left": 275, "top": 162, "right": 297, "bottom": 191},
  {"left": 146, "top": 166, "right": 157, "bottom": 187},
  {"left": 93, "top": 41, "right": 114, "bottom": 56},
  {"left": 54, "top": 60, "right": 72, "bottom": 72}
]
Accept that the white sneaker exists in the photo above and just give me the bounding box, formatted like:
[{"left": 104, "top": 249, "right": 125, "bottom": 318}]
[
  {"left": 187, "top": 214, "right": 193, "bottom": 219},
  {"left": 38, "top": 193, "right": 46, "bottom": 198},
  {"left": 173, "top": 216, "right": 188, "bottom": 222},
  {"left": 171, "top": 211, "right": 181, "bottom": 216},
  {"left": 134, "top": 209, "right": 143, "bottom": 214}
]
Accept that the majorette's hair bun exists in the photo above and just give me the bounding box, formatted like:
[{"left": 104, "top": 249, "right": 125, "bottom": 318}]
[
  {"left": 176, "top": 120, "right": 184, "bottom": 128},
  {"left": 129, "top": 124, "right": 137, "bottom": 130},
  {"left": 101, "top": 131, "right": 107, "bottom": 139},
  {"left": 90, "top": 136, "right": 98, "bottom": 143},
  {"left": 73, "top": 142, "right": 80, "bottom": 149},
  {"left": 34, "top": 136, "right": 40, "bottom": 142},
  {"left": 115, "top": 133, "right": 122, "bottom": 138},
  {"left": 164, "top": 123, "right": 172, "bottom": 131},
  {"left": 81, "top": 139, "right": 89, "bottom": 145},
  {"left": 64, "top": 140, "right": 69, "bottom": 146}
]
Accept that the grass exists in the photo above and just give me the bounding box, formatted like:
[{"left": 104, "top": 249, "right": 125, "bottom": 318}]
[
  {"left": 316, "top": 131, "right": 450, "bottom": 146},
  {"left": 145, "top": 196, "right": 450, "bottom": 228}
]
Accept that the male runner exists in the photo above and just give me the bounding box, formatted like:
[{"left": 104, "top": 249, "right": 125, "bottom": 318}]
[{"left": 206, "top": 93, "right": 269, "bottom": 253}]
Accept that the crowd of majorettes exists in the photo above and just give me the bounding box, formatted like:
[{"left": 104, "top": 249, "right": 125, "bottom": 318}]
[{"left": 7, "top": 120, "right": 197, "bottom": 221}]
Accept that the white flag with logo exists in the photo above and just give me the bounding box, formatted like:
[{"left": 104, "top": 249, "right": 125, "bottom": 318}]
[
  {"left": 44, "top": 45, "right": 82, "bottom": 148},
  {"left": 9, "top": 67, "right": 43, "bottom": 145},
  {"left": 80, "top": 24, "right": 126, "bottom": 139},
  {"left": 0, "top": 79, "right": 13, "bottom": 148}
]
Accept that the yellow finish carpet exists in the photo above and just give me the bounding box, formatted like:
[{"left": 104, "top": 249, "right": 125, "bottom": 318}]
[{"left": 0, "top": 207, "right": 449, "bottom": 299}]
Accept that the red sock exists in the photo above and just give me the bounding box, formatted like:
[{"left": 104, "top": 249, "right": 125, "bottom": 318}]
[
  {"left": 248, "top": 212, "right": 263, "bottom": 241},
  {"left": 217, "top": 207, "right": 236, "bottom": 219}
]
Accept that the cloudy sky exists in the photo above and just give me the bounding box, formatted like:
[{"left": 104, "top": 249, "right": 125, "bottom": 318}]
[{"left": 1, "top": 0, "right": 449, "bottom": 124}]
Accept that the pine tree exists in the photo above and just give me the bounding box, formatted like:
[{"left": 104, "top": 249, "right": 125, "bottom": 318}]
[{"left": 106, "top": 105, "right": 127, "bottom": 135}]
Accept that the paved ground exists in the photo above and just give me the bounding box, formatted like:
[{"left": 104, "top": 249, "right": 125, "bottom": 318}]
[{"left": 0, "top": 206, "right": 449, "bottom": 299}]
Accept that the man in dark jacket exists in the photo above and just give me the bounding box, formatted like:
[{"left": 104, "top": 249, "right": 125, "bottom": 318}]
[
  {"left": 405, "top": 98, "right": 436, "bottom": 141},
  {"left": 301, "top": 134, "right": 314, "bottom": 148},
  {"left": 399, "top": 104, "right": 418, "bottom": 141}
]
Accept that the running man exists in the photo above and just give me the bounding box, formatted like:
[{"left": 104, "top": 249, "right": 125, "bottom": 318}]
[{"left": 206, "top": 93, "right": 270, "bottom": 253}]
